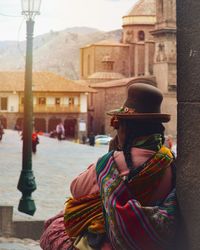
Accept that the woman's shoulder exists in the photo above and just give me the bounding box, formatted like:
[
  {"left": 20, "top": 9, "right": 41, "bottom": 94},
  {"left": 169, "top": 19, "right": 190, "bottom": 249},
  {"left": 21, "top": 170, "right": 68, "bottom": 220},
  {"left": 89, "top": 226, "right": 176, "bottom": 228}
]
[
  {"left": 113, "top": 148, "right": 156, "bottom": 176},
  {"left": 70, "top": 162, "right": 98, "bottom": 198}
]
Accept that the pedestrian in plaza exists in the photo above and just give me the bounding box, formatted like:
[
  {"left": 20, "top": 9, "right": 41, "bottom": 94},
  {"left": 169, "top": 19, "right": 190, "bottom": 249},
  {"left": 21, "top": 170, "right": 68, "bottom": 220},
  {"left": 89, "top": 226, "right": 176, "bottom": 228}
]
[
  {"left": 14, "top": 122, "right": 21, "bottom": 133},
  {"left": 32, "top": 131, "right": 39, "bottom": 154},
  {"left": 56, "top": 122, "right": 65, "bottom": 140},
  {"left": 40, "top": 83, "right": 178, "bottom": 250},
  {"left": 20, "top": 130, "right": 40, "bottom": 154},
  {"left": 82, "top": 134, "right": 87, "bottom": 144},
  {"left": 0, "top": 121, "right": 4, "bottom": 141},
  {"left": 49, "top": 130, "right": 57, "bottom": 138},
  {"left": 88, "top": 132, "right": 95, "bottom": 146}
]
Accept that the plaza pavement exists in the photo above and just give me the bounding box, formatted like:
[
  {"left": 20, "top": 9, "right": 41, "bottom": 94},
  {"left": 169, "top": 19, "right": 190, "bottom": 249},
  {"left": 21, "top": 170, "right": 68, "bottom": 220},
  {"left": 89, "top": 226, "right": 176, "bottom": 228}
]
[{"left": 0, "top": 129, "right": 109, "bottom": 249}]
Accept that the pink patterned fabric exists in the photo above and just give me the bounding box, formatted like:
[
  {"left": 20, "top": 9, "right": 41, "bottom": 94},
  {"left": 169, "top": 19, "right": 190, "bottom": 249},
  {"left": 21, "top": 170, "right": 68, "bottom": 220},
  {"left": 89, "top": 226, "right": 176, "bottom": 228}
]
[
  {"left": 40, "top": 210, "right": 112, "bottom": 250},
  {"left": 40, "top": 211, "right": 75, "bottom": 250}
]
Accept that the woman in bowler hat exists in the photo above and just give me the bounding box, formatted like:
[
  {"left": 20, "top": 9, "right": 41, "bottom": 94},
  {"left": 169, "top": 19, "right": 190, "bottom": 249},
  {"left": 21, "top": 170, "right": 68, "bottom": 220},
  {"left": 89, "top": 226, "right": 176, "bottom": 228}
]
[{"left": 40, "top": 83, "right": 177, "bottom": 250}]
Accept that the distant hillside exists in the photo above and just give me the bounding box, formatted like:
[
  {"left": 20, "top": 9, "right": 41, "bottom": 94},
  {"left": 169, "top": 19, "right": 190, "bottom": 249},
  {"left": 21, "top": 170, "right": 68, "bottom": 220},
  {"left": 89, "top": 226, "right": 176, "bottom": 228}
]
[{"left": 0, "top": 27, "right": 122, "bottom": 79}]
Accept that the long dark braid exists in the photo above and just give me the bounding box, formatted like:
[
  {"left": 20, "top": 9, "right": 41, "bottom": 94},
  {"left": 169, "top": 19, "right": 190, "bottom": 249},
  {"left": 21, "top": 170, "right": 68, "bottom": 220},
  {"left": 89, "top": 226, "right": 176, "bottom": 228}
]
[
  {"left": 122, "top": 129, "right": 135, "bottom": 171},
  {"left": 121, "top": 120, "right": 165, "bottom": 173}
]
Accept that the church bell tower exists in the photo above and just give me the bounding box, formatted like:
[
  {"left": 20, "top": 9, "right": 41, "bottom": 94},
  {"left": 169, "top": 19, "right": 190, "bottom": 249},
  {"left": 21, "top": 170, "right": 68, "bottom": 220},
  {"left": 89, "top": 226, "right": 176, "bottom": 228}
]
[{"left": 151, "top": 0, "right": 176, "bottom": 93}]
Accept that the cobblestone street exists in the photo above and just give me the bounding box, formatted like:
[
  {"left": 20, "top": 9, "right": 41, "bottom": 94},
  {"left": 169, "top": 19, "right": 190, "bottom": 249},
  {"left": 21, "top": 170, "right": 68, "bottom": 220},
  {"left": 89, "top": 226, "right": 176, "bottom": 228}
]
[
  {"left": 0, "top": 130, "right": 109, "bottom": 249},
  {"left": 0, "top": 238, "right": 40, "bottom": 250}
]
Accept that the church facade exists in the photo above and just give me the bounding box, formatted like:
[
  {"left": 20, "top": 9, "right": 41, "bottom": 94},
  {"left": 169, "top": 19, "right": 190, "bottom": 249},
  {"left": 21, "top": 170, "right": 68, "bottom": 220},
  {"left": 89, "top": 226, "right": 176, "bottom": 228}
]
[{"left": 80, "top": 0, "right": 177, "bottom": 137}]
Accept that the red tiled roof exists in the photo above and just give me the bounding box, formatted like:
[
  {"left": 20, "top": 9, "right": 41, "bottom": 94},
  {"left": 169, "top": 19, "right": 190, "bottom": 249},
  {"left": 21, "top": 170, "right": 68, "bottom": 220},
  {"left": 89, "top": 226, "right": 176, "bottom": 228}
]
[{"left": 0, "top": 71, "right": 95, "bottom": 93}]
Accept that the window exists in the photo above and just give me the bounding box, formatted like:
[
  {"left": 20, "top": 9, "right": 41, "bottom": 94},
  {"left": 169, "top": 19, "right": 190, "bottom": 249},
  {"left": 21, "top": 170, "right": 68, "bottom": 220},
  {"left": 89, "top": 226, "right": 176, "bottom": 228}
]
[
  {"left": 74, "top": 97, "right": 79, "bottom": 106},
  {"left": 21, "top": 97, "right": 24, "bottom": 105},
  {"left": 138, "top": 31, "right": 145, "bottom": 41},
  {"left": 47, "top": 97, "right": 54, "bottom": 105},
  {"left": 69, "top": 97, "right": 74, "bottom": 105},
  {"left": 55, "top": 98, "right": 60, "bottom": 105},
  {"left": 38, "top": 97, "right": 46, "bottom": 105},
  {"left": 0, "top": 97, "right": 8, "bottom": 110},
  {"left": 63, "top": 97, "right": 69, "bottom": 106}
]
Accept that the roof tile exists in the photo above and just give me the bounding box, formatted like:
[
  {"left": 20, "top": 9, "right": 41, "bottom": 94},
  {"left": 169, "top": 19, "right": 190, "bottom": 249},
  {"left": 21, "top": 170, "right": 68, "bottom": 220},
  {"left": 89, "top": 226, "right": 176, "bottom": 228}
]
[{"left": 0, "top": 71, "right": 95, "bottom": 93}]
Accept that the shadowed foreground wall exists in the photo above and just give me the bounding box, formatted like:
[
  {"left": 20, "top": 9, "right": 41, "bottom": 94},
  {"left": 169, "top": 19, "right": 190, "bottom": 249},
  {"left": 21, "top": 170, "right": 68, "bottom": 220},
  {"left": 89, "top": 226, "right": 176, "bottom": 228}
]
[{"left": 177, "top": 0, "right": 200, "bottom": 249}]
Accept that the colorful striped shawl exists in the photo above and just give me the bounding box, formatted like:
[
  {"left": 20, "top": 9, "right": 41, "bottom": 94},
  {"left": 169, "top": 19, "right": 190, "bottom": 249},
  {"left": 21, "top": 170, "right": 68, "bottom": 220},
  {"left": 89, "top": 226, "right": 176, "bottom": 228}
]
[
  {"left": 64, "top": 192, "right": 104, "bottom": 237},
  {"left": 96, "top": 146, "right": 177, "bottom": 250},
  {"left": 64, "top": 145, "right": 176, "bottom": 249}
]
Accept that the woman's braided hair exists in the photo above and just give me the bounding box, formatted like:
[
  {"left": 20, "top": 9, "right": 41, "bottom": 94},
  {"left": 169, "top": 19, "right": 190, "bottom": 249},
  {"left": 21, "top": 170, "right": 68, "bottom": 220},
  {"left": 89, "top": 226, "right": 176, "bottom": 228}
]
[{"left": 120, "top": 120, "right": 165, "bottom": 172}]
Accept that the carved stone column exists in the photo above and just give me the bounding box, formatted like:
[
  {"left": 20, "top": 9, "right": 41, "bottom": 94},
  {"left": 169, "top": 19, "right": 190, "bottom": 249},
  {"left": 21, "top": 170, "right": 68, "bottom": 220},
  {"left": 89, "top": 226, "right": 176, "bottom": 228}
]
[
  {"left": 144, "top": 42, "right": 149, "bottom": 76},
  {"left": 177, "top": 0, "right": 200, "bottom": 249},
  {"left": 134, "top": 44, "right": 139, "bottom": 77}
]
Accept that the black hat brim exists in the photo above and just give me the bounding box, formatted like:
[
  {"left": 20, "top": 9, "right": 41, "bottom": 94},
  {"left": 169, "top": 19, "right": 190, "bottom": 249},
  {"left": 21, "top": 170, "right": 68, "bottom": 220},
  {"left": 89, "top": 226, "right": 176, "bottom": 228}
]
[{"left": 107, "top": 109, "right": 170, "bottom": 123}]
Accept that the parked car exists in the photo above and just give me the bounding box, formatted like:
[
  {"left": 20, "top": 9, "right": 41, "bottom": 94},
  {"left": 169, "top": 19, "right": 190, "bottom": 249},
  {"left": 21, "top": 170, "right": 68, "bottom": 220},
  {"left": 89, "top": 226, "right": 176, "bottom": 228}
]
[{"left": 95, "top": 135, "right": 112, "bottom": 145}]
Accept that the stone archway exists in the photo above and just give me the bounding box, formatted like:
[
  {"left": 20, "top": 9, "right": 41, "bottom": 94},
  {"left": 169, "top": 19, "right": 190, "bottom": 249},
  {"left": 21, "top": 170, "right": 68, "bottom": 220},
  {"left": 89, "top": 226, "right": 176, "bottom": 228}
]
[
  {"left": 64, "top": 119, "right": 77, "bottom": 138},
  {"left": 16, "top": 118, "right": 23, "bottom": 130},
  {"left": 0, "top": 116, "right": 7, "bottom": 129},
  {"left": 48, "top": 117, "right": 61, "bottom": 133},
  {"left": 34, "top": 118, "right": 46, "bottom": 132}
]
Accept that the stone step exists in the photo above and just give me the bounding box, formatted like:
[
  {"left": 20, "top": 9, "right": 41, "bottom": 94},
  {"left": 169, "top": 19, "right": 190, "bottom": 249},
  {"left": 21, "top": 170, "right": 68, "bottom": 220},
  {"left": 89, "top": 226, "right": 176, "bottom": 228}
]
[{"left": 0, "top": 206, "right": 44, "bottom": 240}]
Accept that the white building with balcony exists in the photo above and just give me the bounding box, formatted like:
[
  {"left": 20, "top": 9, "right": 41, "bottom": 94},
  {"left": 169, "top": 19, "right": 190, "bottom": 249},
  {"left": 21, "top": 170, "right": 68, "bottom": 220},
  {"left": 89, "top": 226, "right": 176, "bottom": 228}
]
[{"left": 0, "top": 71, "right": 95, "bottom": 139}]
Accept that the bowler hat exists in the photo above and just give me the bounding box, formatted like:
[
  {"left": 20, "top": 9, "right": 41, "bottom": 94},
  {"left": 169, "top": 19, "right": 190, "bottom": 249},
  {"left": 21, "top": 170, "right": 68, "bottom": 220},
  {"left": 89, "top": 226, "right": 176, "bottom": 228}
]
[{"left": 107, "top": 83, "right": 170, "bottom": 123}]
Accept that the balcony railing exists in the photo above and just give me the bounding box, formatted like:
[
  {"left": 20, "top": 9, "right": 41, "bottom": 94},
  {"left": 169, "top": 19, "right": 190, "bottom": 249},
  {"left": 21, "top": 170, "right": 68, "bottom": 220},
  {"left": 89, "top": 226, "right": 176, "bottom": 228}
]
[{"left": 19, "top": 104, "right": 80, "bottom": 113}]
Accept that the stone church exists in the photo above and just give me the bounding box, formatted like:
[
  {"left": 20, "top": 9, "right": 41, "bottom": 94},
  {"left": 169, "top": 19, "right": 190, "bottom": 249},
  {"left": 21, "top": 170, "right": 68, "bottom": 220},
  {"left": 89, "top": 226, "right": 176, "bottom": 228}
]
[{"left": 80, "top": 0, "right": 177, "bottom": 137}]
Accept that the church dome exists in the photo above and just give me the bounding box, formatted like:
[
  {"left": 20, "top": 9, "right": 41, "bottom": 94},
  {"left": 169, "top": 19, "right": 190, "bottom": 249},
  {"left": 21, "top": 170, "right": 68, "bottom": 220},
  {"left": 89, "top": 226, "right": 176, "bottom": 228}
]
[
  {"left": 128, "top": 0, "right": 156, "bottom": 16},
  {"left": 123, "top": 0, "right": 156, "bottom": 26}
]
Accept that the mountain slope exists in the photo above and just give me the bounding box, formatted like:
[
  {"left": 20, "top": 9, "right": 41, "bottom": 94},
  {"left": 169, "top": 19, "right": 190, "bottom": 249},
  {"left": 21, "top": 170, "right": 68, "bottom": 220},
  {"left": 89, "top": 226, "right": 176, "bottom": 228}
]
[{"left": 0, "top": 27, "right": 122, "bottom": 79}]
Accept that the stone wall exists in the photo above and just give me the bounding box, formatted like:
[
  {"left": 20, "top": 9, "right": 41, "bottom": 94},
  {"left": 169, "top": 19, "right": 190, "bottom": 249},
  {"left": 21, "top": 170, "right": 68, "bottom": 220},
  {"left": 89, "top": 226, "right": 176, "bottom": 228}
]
[
  {"left": 177, "top": 0, "right": 200, "bottom": 249},
  {"left": 0, "top": 206, "right": 44, "bottom": 240},
  {"left": 81, "top": 45, "right": 130, "bottom": 79},
  {"left": 104, "top": 86, "right": 127, "bottom": 136},
  {"left": 162, "top": 92, "right": 177, "bottom": 138},
  {"left": 92, "top": 89, "right": 106, "bottom": 134}
]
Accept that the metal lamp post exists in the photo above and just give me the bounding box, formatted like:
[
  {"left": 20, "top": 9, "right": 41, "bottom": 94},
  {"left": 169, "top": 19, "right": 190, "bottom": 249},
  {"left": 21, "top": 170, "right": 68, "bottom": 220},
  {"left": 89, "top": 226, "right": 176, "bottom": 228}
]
[{"left": 17, "top": 0, "right": 41, "bottom": 216}]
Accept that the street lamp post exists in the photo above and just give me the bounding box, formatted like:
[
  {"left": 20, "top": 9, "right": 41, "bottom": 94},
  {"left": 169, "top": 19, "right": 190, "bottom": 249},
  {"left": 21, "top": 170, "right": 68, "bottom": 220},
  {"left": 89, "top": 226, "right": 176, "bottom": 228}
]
[{"left": 17, "top": 0, "right": 41, "bottom": 216}]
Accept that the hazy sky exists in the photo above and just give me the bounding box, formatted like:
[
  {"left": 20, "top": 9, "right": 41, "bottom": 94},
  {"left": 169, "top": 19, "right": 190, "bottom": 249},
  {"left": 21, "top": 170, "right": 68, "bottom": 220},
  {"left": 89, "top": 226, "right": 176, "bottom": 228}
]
[{"left": 0, "top": 0, "right": 137, "bottom": 41}]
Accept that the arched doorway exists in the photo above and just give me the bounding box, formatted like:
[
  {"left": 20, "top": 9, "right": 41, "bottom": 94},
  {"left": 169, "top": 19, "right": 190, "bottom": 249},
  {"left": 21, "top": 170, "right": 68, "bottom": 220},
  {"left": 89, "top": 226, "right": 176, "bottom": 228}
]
[
  {"left": 64, "top": 119, "right": 76, "bottom": 138},
  {"left": 48, "top": 117, "right": 61, "bottom": 133},
  {"left": 34, "top": 118, "right": 46, "bottom": 132},
  {"left": 88, "top": 114, "right": 94, "bottom": 135},
  {"left": 16, "top": 118, "right": 23, "bottom": 130},
  {"left": 0, "top": 116, "right": 7, "bottom": 129}
]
